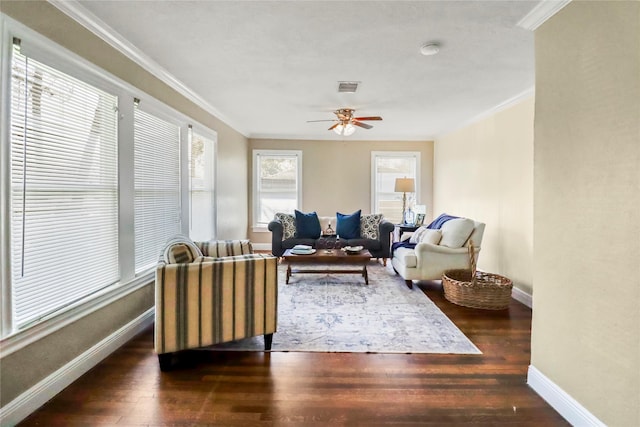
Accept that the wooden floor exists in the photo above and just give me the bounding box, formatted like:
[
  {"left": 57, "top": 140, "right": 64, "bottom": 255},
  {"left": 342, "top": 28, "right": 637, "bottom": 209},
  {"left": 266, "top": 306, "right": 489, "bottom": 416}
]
[{"left": 19, "top": 280, "right": 568, "bottom": 426}]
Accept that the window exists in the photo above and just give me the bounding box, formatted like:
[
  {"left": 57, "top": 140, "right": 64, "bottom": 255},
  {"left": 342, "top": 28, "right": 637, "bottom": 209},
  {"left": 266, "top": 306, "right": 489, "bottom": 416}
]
[
  {"left": 8, "top": 41, "right": 119, "bottom": 329},
  {"left": 253, "top": 150, "right": 302, "bottom": 228},
  {"left": 188, "top": 127, "right": 216, "bottom": 241},
  {"left": 371, "top": 152, "right": 420, "bottom": 224},
  {"left": 1, "top": 27, "right": 220, "bottom": 343},
  {"left": 133, "top": 105, "right": 181, "bottom": 273}
]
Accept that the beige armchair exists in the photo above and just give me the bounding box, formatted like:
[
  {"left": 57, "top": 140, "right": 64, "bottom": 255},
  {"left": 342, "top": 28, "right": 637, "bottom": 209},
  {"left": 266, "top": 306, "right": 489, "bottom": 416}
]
[
  {"left": 155, "top": 236, "right": 278, "bottom": 370},
  {"left": 391, "top": 219, "right": 485, "bottom": 289}
]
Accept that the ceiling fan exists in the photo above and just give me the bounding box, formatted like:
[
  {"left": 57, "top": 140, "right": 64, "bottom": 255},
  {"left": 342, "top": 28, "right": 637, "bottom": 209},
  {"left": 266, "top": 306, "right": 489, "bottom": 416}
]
[{"left": 307, "top": 108, "right": 383, "bottom": 136}]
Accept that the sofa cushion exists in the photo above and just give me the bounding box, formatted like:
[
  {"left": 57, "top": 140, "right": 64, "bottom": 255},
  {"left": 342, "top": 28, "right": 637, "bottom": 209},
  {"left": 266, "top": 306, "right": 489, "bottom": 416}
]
[
  {"left": 336, "top": 210, "right": 361, "bottom": 239},
  {"left": 426, "top": 213, "right": 459, "bottom": 229},
  {"left": 422, "top": 229, "right": 442, "bottom": 244},
  {"left": 394, "top": 247, "right": 417, "bottom": 268},
  {"left": 193, "top": 253, "right": 271, "bottom": 263},
  {"left": 193, "top": 256, "right": 217, "bottom": 263},
  {"left": 360, "top": 213, "right": 383, "bottom": 240},
  {"left": 199, "top": 239, "right": 253, "bottom": 257},
  {"left": 275, "top": 212, "right": 296, "bottom": 239},
  {"left": 163, "top": 239, "right": 203, "bottom": 264},
  {"left": 410, "top": 227, "right": 442, "bottom": 245},
  {"left": 295, "top": 210, "right": 321, "bottom": 239},
  {"left": 423, "top": 229, "right": 442, "bottom": 245},
  {"left": 409, "top": 226, "right": 427, "bottom": 243},
  {"left": 439, "top": 218, "right": 475, "bottom": 248}
]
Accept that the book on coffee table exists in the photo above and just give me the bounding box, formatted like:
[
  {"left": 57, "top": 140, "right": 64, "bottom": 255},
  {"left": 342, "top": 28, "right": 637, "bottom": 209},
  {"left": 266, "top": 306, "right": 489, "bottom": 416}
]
[{"left": 291, "top": 244, "right": 315, "bottom": 255}]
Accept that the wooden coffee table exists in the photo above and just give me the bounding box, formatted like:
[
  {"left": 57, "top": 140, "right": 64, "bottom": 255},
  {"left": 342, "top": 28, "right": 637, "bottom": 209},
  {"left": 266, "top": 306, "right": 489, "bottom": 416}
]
[{"left": 282, "top": 248, "right": 372, "bottom": 285}]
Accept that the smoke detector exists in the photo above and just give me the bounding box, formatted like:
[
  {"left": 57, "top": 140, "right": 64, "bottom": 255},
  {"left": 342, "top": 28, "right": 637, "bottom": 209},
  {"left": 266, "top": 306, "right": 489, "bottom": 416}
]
[{"left": 420, "top": 43, "right": 440, "bottom": 56}]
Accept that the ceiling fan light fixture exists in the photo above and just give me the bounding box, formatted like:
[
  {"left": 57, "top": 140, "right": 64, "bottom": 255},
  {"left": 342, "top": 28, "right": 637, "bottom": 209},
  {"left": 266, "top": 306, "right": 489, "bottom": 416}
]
[
  {"left": 333, "top": 122, "right": 356, "bottom": 136},
  {"left": 343, "top": 123, "right": 356, "bottom": 136}
]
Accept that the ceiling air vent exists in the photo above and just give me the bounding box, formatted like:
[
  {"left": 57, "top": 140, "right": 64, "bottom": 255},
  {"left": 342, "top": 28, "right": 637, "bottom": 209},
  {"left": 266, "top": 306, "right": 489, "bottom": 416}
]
[{"left": 338, "top": 81, "right": 359, "bottom": 93}]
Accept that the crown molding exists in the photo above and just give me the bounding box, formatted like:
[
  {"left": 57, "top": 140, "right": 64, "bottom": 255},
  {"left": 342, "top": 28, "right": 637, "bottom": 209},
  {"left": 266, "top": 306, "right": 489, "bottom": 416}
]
[
  {"left": 47, "top": 0, "right": 248, "bottom": 137},
  {"left": 517, "top": 0, "right": 572, "bottom": 31},
  {"left": 436, "top": 86, "right": 534, "bottom": 139}
]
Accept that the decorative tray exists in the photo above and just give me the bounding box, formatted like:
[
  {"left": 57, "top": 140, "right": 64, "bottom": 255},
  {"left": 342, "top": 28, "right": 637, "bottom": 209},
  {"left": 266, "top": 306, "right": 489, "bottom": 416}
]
[{"left": 342, "top": 246, "right": 364, "bottom": 254}]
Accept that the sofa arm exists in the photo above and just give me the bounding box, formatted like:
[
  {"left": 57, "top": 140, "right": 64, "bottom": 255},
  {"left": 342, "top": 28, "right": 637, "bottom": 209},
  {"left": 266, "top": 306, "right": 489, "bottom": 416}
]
[
  {"left": 268, "top": 220, "right": 285, "bottom": 257},
  {"left": 377, "top": 220, "right": 395, "bottom": 258},
  {"left": 196, "top": 239, "right": 253, "bottom": 257},
  {"left": 155, "top": 254, "right": 278, "bottom": 355}
]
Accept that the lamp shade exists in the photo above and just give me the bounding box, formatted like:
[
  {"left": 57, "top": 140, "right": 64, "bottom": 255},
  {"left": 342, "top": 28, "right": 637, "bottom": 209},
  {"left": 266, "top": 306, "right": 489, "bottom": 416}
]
[{"left": 394, "top": 178, "right": 415, "bottom": 193}]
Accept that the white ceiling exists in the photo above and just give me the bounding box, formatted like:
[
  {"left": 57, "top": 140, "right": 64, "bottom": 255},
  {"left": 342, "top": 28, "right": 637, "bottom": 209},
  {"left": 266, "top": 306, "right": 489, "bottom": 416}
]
[{"left": 73, "top": 0, "right": 542, "bottom": 141}]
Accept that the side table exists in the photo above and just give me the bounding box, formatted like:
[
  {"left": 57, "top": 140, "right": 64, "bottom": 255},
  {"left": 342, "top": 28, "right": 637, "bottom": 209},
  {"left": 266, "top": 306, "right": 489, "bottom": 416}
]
[{"left": 395, "top": 224, "right": 420, "bottom": 242}]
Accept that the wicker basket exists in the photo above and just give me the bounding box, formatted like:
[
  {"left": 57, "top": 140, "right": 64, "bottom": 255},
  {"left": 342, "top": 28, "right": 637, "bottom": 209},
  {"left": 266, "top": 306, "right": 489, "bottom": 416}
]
[{"left": 441, "top": 242, "right": 513, "bottom": 310}]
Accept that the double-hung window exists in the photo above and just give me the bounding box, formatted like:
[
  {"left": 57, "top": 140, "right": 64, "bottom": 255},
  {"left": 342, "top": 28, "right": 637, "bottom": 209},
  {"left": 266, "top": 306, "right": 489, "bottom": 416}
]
[
  {"left": 371, "top": 151, "right": 420, "bottom": 224},
  {"left": 2, "top": 27, "right": 220, "bottom": 343},
  {"left": 133, "top": 104, "right": 182, "bottom": 273},
  {"left": 7, "top": 40, "right": 119, "bottom": 330},
  {"left": 252, "top": 150, "right": 302, "bottom": 229}
]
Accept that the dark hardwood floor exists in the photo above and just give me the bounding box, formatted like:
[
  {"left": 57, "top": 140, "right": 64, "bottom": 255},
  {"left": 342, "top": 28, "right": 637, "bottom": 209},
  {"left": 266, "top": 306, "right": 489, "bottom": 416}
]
[{"left": 19, "top": 280, "right": 568, "bottom": 426}]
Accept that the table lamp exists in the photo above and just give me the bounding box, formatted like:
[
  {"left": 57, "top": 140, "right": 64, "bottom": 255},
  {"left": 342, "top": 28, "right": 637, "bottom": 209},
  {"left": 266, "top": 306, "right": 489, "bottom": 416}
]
[{"left": 394, "top": 177, "right": 415, "bottom": 224}]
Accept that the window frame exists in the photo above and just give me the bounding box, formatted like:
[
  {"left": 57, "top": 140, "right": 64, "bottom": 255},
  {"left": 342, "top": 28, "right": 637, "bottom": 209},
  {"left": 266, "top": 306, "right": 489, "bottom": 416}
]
[
  {"left": 370, "top": 151, "right": 421, "bottom": 224},
  {"left": 187, "top": 125, "right": 218, "bottom": 241},
  {"left": 0, "top": 18, "right": 152, "bottom": 351},
  {"left": 0, "top": 16, "right": 218, "bottom": 355},
  {"left": 252, "top": 149, "right": 302, "bottom": 231},
  {"left": 8, "top": 41, "right": 121, "bottom": 329},
  {"left": 133, "top": 102, "right": 183, "bottom": 274}
]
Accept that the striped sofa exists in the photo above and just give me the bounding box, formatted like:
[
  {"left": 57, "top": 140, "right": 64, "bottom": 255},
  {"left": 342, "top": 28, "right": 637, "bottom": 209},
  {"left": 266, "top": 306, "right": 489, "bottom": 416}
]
[{"left": 155, "top": 237, "right": 278, "bottom": 370}]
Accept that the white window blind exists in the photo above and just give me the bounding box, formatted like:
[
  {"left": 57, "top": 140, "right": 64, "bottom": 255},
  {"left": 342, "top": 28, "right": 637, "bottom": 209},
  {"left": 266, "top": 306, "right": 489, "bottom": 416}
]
[
  {"left": 372, "top": 152, "right": 419, "bottom": 224},
  {"left": 189, "top": 129, "right": 215, "bottom": 241},
  {"left": 9, "top": 42, "right": 120, "bottom": 329},
  {"left": 253, "top": 150, "right": 301, "bottom": 228},
  {"left": 134, "top": 106, "right": 181, "bottom": 272}
]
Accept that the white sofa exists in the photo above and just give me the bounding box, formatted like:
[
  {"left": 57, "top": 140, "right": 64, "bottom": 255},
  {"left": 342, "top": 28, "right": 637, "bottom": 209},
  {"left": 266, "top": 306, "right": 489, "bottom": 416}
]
[{"left": 391, "top": 218, "right": 485, "bottom": 289}]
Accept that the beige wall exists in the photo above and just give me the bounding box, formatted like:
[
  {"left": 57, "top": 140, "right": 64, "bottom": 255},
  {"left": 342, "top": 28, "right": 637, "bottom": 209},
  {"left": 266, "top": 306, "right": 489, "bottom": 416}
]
[
  {"left": 532, "top": 2, "right": 640, "bottom": 426},
  {"left": 0, "top": 286, "right": 153, "bottom": 406},
  {"left": 1, "top": 0, "right": 248, "bottom": 408},
  {"left": 216, "top": 128, "right": 250, "bottom": 239},
  {"left": 433, "top": 98, "right": 534, "bottom": 294},
  {"left": 248, "top": 139, "right": 434, "bottom": 244}
]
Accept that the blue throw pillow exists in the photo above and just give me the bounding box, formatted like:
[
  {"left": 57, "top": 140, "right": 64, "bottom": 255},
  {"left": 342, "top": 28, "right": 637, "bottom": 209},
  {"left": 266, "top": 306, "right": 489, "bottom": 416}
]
[
  {"left": 336, "top": 210, "right": 361, "bottom": 239},
  {"left": 426, "top": 213, "right": 459, "bottom": 229},
  {"left": 294, "top": 210, "right": 321, "bottom": 239}
]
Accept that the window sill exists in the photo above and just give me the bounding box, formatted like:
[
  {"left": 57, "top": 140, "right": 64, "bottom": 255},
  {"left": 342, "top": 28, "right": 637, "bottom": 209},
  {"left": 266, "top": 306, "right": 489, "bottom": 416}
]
[
  {"left": 252, "top": 227, "right": 270, "bottom": 233},
  {"left": 0, "top": 271, "right": 154, "bottom": 358}
]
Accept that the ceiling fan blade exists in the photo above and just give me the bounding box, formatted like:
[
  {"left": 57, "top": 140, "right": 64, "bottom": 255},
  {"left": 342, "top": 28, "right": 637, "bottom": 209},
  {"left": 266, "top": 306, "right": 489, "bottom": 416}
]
[
  {"left": 307, "top": 119, "right": 338, "bottom": 123},
  {"left": 328, "top": 123, "right": 339, "bottom": 130},
  {"left": 352, "top": 121, "right": 373, "bottom": 129},
  {"left": 354, "top": 116, "right": 382, "bottom": 121}
]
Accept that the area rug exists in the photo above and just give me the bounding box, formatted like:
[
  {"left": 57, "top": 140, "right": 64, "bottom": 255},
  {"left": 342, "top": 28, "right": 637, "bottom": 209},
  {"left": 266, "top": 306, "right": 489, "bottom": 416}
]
[{"left": 211, "top": 262, "right": 481, "bottom": 354}]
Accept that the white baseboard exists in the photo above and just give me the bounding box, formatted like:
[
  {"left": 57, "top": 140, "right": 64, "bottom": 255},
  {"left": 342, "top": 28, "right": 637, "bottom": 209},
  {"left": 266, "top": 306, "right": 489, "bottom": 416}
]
[
  {"left": 252, "top": 242, "right": 271, "bottom": 251},
  {"left": 0, "top": 308, "right": 154, "bottom": 426},
  {"left": 511, "top": 286, "right": 532, "bottom": 308},
  {"left": 527, "top": 365, "right": 605, "bottom": 427}
]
